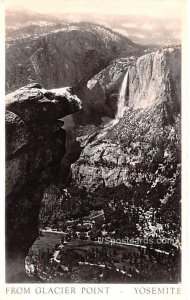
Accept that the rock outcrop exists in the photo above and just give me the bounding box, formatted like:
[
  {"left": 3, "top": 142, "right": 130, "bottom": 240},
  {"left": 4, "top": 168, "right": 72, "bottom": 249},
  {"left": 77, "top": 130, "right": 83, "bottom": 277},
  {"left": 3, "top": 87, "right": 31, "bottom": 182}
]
[
  {"left": 6, "top": 83, "right": 82, "bottom": 282},
  {"left": 6, "top": 23, "right": 144, "bottom": 94}
]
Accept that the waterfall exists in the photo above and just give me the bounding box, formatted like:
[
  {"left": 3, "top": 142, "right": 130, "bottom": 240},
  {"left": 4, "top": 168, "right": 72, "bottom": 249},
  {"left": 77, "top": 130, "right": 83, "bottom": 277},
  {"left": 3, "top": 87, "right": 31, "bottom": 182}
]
[
  {"left": 115, "top": 69, "right": 129, "bottom": 120},
  {"left": 97, "top": 68, "right": 129, "bottom": 141}
]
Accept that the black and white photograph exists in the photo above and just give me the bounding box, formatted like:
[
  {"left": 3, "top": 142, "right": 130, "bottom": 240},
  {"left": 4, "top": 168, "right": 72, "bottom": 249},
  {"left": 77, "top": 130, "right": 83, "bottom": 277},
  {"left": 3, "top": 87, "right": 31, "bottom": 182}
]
[{"left": 3, "top": 0, "right": 187, "bottom": 290}]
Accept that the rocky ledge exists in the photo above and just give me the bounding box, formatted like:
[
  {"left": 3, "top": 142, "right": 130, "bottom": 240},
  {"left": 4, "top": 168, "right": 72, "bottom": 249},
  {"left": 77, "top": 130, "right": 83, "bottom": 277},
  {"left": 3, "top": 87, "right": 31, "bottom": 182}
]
[{"left": 6, "top": 83, "right": 82, "bottom": 282}]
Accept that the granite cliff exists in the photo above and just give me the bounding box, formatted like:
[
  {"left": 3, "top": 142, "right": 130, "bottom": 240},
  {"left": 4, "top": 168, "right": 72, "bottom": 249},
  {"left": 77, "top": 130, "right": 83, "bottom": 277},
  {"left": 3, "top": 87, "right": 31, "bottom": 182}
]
[
  {"left": 78, "top": 47, "right": 180, "bottom": 121},
  {"left": 6, "top": 83, "right": 82, "bottom": 282},
  {"left": 72, "top": 47, "right": 181, "bottom": 199}
]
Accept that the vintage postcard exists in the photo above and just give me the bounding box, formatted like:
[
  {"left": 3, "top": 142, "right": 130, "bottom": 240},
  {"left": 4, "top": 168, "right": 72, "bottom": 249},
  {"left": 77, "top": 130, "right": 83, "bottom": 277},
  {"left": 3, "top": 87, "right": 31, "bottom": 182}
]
[{"left": 0, "top": 0, "right": 189, "bottom": 299}]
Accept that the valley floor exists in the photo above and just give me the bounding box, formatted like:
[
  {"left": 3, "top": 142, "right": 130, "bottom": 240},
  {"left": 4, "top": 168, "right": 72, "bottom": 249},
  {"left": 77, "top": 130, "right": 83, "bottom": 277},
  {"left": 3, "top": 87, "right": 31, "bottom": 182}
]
[{"left": 27, "top": 229, "right": 181, "bottom": 283}]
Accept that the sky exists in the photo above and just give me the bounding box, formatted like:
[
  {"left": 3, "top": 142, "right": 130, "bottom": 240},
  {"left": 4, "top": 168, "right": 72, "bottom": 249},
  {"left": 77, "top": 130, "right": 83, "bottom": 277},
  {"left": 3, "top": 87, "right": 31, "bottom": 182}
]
[{"left": 6, "top": 0, "right": 185, "bottom": 20}]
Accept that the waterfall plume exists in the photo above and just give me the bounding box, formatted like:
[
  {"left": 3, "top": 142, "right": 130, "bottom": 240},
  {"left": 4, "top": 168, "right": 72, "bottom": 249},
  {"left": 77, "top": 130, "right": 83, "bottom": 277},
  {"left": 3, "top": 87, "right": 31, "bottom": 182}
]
[
  {"left": 99, "top": 68, "right": 129, "bottom": 134},
  {"left": 115, "top": 69, "right": 129, "bottom": 120}
]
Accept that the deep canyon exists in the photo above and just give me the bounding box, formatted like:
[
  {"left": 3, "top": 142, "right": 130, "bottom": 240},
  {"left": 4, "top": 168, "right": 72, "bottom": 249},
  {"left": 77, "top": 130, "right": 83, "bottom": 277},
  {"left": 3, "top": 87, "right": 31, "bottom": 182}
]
[{"left": 5, "top": 20, "right": 181, "bottom": 282}]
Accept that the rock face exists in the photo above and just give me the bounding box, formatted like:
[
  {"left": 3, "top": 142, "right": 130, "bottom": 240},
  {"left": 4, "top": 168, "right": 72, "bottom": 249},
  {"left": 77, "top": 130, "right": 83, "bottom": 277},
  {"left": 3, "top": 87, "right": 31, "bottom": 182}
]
[
  {"left": 6, "top": 83, "right": 82, "bottom": 282},
  {"left": 128, "top": 47, "right": 181, "bottom": 109},
  {"left": 78, "top": 47, "right": 180, "bottom": 120},
  {"left": 72, "top": 47, "right": 181, "bottom": 191},
  {"left": 6, "top": 23, "right": 144, "bottom": 94}
]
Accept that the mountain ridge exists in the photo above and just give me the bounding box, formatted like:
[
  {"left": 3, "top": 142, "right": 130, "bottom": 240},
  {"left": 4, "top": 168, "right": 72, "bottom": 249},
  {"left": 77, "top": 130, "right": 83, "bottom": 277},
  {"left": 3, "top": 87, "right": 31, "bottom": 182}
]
[{"left": 6, "top": 22, "right": 146, "bottom": 95}]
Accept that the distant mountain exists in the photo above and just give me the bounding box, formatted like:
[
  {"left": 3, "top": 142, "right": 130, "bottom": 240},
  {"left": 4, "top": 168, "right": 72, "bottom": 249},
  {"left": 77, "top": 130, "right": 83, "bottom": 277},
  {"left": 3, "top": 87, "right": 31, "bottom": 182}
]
[
  {"left": 61, "top": 13, "right": 181, "bottom": 46},
  {"left": 6, "top": 6, "right": 60, "bottom": 28},
  {"left": 6, "top": 7, "right": 181, "bottom": 46}
]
